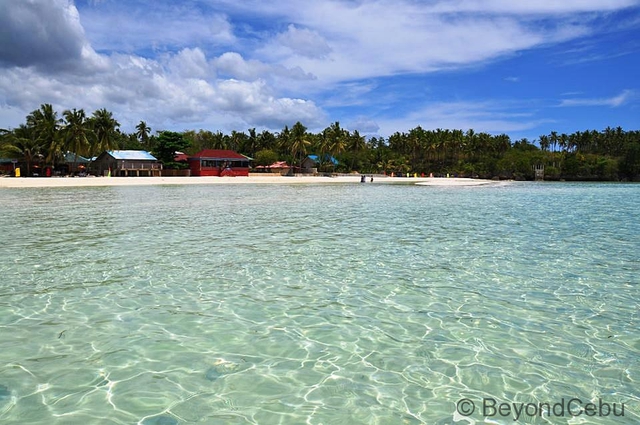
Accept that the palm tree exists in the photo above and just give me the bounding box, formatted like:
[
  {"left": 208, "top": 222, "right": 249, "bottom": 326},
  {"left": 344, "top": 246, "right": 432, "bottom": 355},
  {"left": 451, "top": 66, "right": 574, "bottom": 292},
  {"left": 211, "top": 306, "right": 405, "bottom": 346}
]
[
  {"left": 257, "top": 130, "right": 276, "bottom": 153},
  {"left": 3, "top": 125, "right": 43, "bottom": 176},
  {"left": 26, "top": 103, "right": 62, "bottom": 166},
  {"left": 244, "top": 128, "right": 258, "bottom": 157},
  {"left": 317, "top": 129, "right": 332, "bottom": 171},
  {"left": 135, "top": 121, "right": 151, "bottom": 146},
  {"left": 208, "top": 131, "right": 228, "bottom": 150},
  {"left": 89, "top": 108, "right": 120, "bottom": 156},
  {"left": 325, "top": 122, "right": 347, "bottom": 163},
  {"left": 62, "top": 108, "right": 91, "bottom": 174},
  {"left": 550, "top": 131, "right": 559, "bottom": 152},
  {"left": 539, "top": 135, "right": 550, "bottom": 151},
  {"left": 347, "top": 129, "right": 366, "bottom": 171},
  {"left": 276, "top": 125, "right": 291, "bottom": 158},
  {"left": 290, "top": 121, "right": 310, "bottom": 170},
  {"left": 229, "top": 130, "right": 247, "bottom": 152}
]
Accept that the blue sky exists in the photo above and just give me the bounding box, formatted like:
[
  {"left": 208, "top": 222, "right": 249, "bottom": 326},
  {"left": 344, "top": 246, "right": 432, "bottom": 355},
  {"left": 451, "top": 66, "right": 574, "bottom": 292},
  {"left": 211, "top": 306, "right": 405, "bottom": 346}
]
[{"left": 1, "top": 0, "right": 639, "bottom": 143}]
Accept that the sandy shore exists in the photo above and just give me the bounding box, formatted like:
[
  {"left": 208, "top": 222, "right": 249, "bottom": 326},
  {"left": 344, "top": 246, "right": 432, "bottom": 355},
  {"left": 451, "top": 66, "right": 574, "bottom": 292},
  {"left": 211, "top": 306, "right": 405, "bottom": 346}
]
[{"left": 0, "top": 175, "right": 503, "bottom": 188}]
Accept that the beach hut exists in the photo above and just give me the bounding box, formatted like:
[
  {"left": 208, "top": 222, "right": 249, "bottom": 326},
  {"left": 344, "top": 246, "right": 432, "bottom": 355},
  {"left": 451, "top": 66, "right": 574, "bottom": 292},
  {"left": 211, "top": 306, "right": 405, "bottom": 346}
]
[
  {"left": 301, "top": 154, "right": 339, "bottom": 174},
  {"left": 254, "top": 161, "right": 292, "bottom": 175},
  {"left": 61, "top": 152, "right": 90, "bottom": 175},
  {"left": 0, "top": 158, "right": 16, "bottom": 175},
  {"left": 92, "top": 150, "right": 162, "bottom": 177},
  {"left": 188, "top": 150, "right": 250, "bottom": 176}
]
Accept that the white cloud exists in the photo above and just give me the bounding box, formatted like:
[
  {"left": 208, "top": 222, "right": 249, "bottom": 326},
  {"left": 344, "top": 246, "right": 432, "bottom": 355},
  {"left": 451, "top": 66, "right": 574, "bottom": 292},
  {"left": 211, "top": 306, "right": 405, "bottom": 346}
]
[
  {"left": 258, "top": 1, "right": 594, "bottom": 83},
  {"left": 0, "top": 48, "right": 324, "bottom": 133},
  {"left": 558, "top": 90, "right": 635, "bottom": 107},
  {"left": 167, "top": 48, "right": 211, "bottom": 79},
  {"left": 0, "top": 0, "right": 87, "bottom": 69},
  {"left": 267, "top": 25, "right": 332, "bottom": 59},
  {"left": 212, "top": 52, "right": 316, "bottom": 84},
  {"left": 80, "top": 4, "right": 236, "bottom": 53},
  {"left": 0, "top": 0, "right": 637, "bottom": 137},
  {"left": 375, "top": 100, "right": 548, "bottom": 136},
  {"left": 425, "top": 0, "right": 639, "bottom": 14}
]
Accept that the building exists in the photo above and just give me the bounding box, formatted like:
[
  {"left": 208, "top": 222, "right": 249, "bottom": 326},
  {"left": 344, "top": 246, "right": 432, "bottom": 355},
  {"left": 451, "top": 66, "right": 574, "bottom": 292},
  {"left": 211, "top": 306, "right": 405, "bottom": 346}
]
[
  {"left": 300, "top": 154, "right": 339, "bottom": 174},
  {"left": 254, "top": 161, "right": 292, "bottom": 175},
  {"left": 188, "top": 150, "right": 250, "bottom": 176},
  {"left": 92, "top": 150, "right": 162, "bottom": 177},
  {"left": 61, "top": 152, "right": 90, "bottom": 175},
  {"left": 0, "top": 158, "right": 17, "bottom": 175}
]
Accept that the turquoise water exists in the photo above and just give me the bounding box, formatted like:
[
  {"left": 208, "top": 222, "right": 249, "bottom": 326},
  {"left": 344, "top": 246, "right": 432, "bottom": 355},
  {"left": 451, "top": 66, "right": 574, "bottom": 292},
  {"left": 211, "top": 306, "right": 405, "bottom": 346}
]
[{"left": 0, "top": 182, "right": 638, "bottom": 424}]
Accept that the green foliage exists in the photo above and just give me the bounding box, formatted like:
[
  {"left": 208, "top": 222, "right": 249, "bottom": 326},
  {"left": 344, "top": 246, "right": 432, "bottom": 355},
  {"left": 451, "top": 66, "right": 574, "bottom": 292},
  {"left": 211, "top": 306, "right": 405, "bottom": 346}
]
[
  {"left": 619, "top": 140, "right": 640, "bottom": 181},
  {"left": 253, "top": 149, "right": 279, "bottom": 167},
  {"left": 88, "top": 108, "right": 120, "bottom": 156},
  {"left": 153, "top": 131, "right": 190, "bottom": 168},
  {"left": 4, "top": 103, "right": 640, "bottom": 180}
]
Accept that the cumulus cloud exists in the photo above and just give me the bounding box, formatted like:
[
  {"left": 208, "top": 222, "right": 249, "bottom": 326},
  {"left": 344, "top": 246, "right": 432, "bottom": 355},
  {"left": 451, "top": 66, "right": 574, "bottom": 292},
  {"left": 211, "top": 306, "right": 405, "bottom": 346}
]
[
  {"left": 0, "top": 0, "right": 637, "bottom": 136},
  {"left": 0, "top": 0, "right": 87, "bottom": 69},
  {"left": 213, "top": 52, "right": 315, "bottom": 82},
  {"left": 167, "top": 48, "right": 211, "bottom": 79},
  {"left": 214, "top": 79, "right": 325, "bottom": 127},
  {"left": 0, "top": 47, "right": 324, "bottom": 132}
]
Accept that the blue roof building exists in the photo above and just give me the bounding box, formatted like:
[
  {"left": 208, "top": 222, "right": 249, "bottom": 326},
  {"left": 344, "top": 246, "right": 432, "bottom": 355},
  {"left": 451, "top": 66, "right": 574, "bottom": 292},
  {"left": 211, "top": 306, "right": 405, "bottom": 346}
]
[
  {"left": 107, "top": 150, "right": 159, "bottom": 161},
  {"left": 301, "top": 154, "right": 339, "bottom": 174},
  {"left": 306, "top": 154, "right": 339, "bottom": 165},
  {"left": 93, "top": 150, "right": 162, "bottom": 177}
]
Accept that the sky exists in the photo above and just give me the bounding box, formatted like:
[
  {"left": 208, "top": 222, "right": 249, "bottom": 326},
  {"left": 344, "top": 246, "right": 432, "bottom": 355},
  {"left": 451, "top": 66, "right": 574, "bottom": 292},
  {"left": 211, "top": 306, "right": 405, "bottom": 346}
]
[{"left": 1, "top": 0, "right": 639, "bottom": 142}]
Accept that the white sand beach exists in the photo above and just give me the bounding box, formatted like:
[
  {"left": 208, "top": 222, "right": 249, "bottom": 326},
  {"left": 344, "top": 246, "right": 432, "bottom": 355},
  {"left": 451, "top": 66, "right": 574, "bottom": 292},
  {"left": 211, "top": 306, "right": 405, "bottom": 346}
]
[{"left": 0, "top": 174, "right": 503, "bottom": 188}]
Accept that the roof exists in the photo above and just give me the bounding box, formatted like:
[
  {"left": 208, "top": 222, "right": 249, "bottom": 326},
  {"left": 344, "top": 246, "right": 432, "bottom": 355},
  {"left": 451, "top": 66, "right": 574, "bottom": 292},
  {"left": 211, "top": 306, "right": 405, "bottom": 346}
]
[
  {"left": 307, "top": 154, "right": 339, "bottom": 165},
  {"left": 174, "top": 152, "right": 189, "bottom": 162},
  {"left": 63, "top": 152, "right": 90, "bottom": 163},
  {"left": 269, "top": 161, "right": 290, "bottom": 168},
  {"left": 190, "top": 150, "right": 249, "bottom": 160},
  {"left": 255, "top": 161, "right": 291, "bottom": 169},
  {"left": 108, "top": 150, "right": 158, "bottom": 161}
]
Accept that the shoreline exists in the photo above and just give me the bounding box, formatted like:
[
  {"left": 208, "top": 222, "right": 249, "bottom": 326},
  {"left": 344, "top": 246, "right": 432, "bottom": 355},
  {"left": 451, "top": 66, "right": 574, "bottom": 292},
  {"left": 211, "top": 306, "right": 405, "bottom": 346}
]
[{"left": 0, "top": 175, "right": 503, "bottom": 188}]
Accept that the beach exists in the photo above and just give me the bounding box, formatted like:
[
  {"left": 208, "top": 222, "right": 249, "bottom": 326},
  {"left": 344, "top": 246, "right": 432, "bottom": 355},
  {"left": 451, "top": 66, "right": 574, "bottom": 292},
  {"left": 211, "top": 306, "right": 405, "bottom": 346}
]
[{"left": 0, "top": 174, "right": 501, "bottom": 188}]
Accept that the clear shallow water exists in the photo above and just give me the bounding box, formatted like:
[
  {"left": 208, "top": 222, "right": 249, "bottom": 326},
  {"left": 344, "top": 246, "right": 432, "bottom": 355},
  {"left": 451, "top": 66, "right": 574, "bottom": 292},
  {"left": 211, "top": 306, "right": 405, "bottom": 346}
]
[{"left": 0, "top": 182, "right": 638, "bottom": 424}]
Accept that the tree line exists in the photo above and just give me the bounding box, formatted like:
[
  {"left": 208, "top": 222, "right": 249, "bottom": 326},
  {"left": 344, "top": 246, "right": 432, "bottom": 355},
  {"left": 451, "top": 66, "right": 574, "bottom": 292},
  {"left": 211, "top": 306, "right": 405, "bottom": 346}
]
[{"left": 1, "top": 103, "right": 639, "bottom": 180}]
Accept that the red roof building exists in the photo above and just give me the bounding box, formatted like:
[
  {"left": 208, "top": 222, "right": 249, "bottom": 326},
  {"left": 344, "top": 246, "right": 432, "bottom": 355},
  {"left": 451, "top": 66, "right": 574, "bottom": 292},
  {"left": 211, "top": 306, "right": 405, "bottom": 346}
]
[{"left": 188, "top": 150, "right": 250, "bottom": 177}]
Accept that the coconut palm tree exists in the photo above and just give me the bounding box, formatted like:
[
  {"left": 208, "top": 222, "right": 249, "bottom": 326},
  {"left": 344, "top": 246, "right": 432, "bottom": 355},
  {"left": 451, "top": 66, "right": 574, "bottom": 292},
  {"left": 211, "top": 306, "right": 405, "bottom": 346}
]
[
  {"left": 324, "top": 122, "right": 347, "bottom": 167},
  {"left": 88, "top": 108, "right": 120, "bottom": 156},
  {"left": 317, "top": 130, "right": 332, "bottom": 171},
  {"left": 276, "top": 125, "right": 291, "bottom": 158},
  {"left": 347, "top": 129, "right": 366, "bottom": 171},
  {"left": 290, "top": 121, "right": 310, "bottom": 170},
  {"left": 539, "top": 135, "right": 550, "bottom": 152},
  {"left": 3, "top": 125, "right": 43, "bottom": 176},
  {"left": 135, "top": 121, "right": 151, "bottom": 146},
  {"left": 26, "top": 103, "right": 62, "bottom": 165},
  {"left": 62, "top": 108, "right": 91, "bottom": 174}
]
